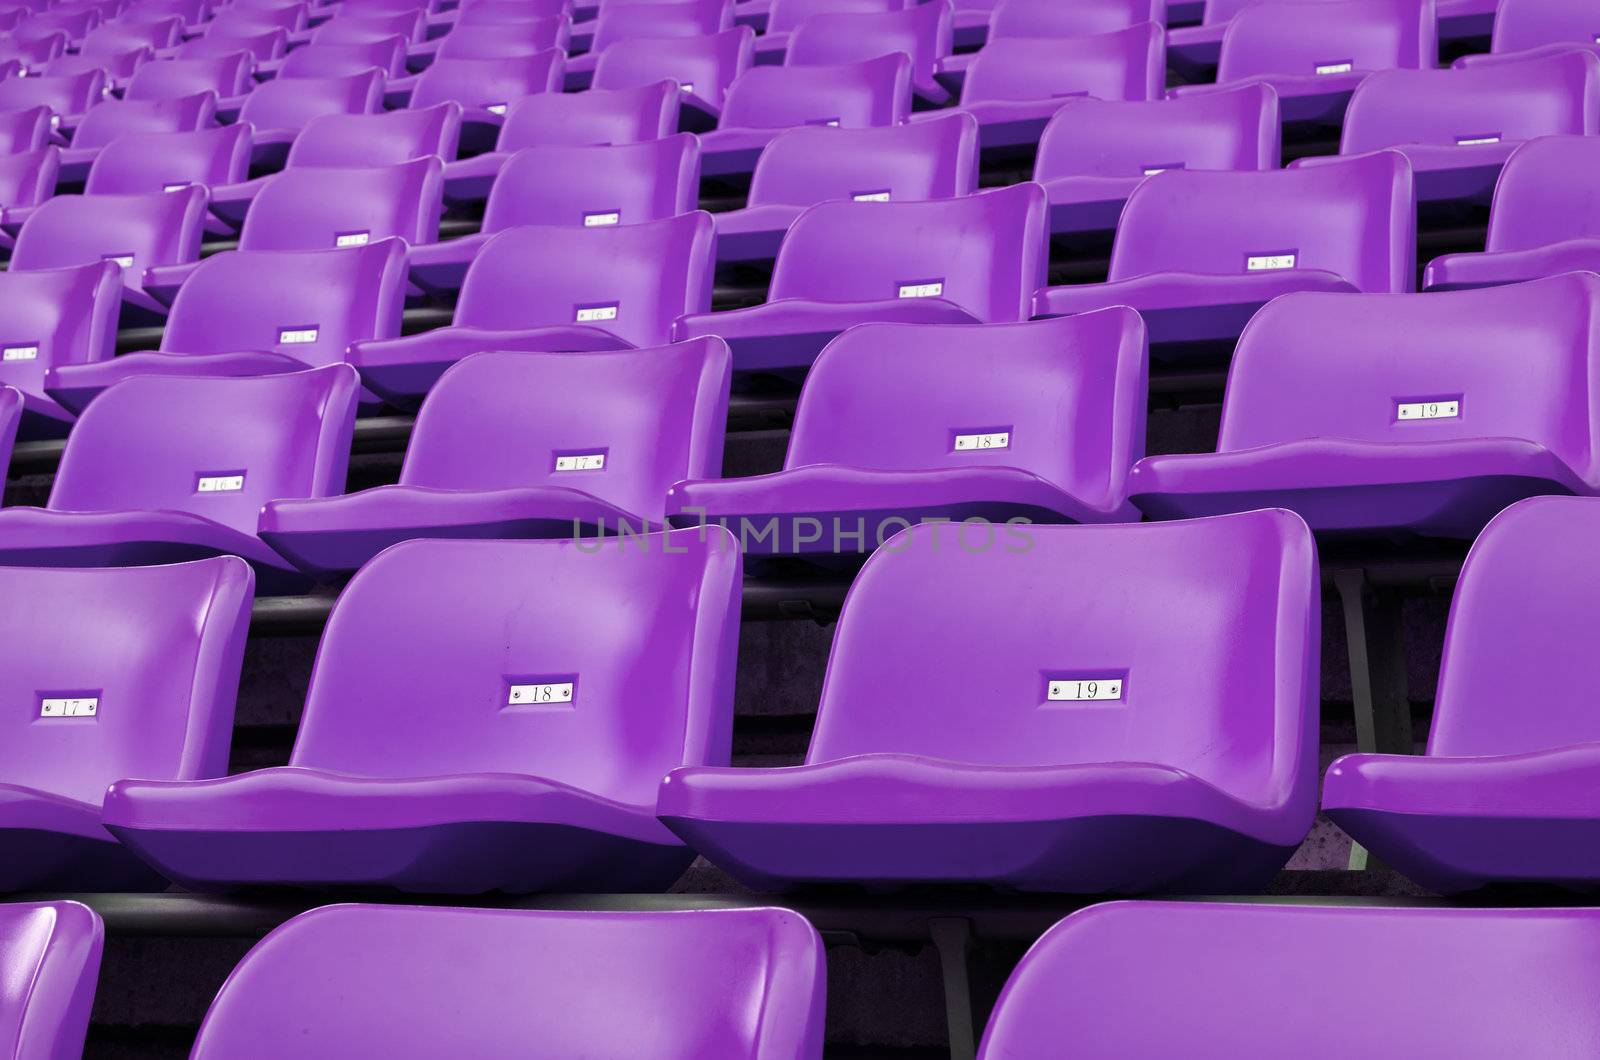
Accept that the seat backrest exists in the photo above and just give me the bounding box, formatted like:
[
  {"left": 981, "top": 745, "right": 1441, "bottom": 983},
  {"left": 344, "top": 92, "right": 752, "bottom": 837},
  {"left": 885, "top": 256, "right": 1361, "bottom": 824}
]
[
  {"left": 1107, "top": 149, "right": 1414, "bottom": 291},
  {"left": 0, "top": 555, "right": 251, "bottom": 804},
  {"left": 240, "top": 157, "right": 443, "bottom": 251},
  {"left": 1483, "top": 134, "right": 1600, "bottom": 252},
  {"left": 768, "top": 181, "right": 1047, "bottom": 322},
  {"left": 190, "top": 906, "right": 822, "bottom": 1059},
  {"left": 311, "top": 7, "right": 426, "bottom": 43},
  {"left": 288, "top": 529, "right": 740, "bottom": 799},
  {"left": 789, "top": 310, "right": 1146, "bottom": 512},
  {"left": 720, "top": 53, "right": 910, "bottom": 130},
  {"left": 456, "top": 0, "right": 572, "bottom": 21},
  {"left": 496, "top": 80, "right": 679, "bottom": 148},
  {"left": 1035, "top": 84, "right": 1279, "bottom": 181},
  {"left": 0, "top": 260, "right": 120, "bottom": 400},
  {"left": 408, "top": 49, "right": 565, "bottom": 111},
  {"left": 176, "top": 27, "right": 288, "bottom": 61},
  {"left": 0, "top": 903, "right": 102, "bottom": 1060},
  {"left": 592, "top": 26, "right": 755, "bottom": 110},
  {"left": 85, "top": 124, "right": 251, "bottom": 194},
  {"left": 206, "top": 0, "right": 306, "bottom": 34},
  {"left": 1341, "top": 50, "right": 1600, "bottom": 154},
  {"left": 481, "top": 135, "right": 699, "bottom": 232},
  {"left": 12, "top": 187, "right": 208, "bottom": 289},
  {"left": 0, "top": 144, "right": 58, "bottom": 209},
  {"left": 456, "top": 212, "right": 715, "bottom": 345},
  {"left": 1491, "top": 0, "right": 1600, "bottom": 54},
  {"left": 433, "top": 15, "right": 570, "bottom": 59},
  {"left": 0, "top": 33, "right": 67, "bottom": 67},
  {"left": 277, "top": 36, "right": 408, "bottom": 79},
  {"left": 401, "top": 340, "right": 729, "bottom": 521},
  {"left": 80, "top": 12, "right": 182, "bottom": 52},
  {"left": 1200, "top": 0, "right": 1343, "bottom": 24},
  {"left": 748, "top": 111, "right": 978, "bottom": 207},
  {"left": 1215, "top": 274, "right": 1600, "bottom": 487},
  {"left": 1218, "top": 0, "right": 1435, "bottom": 81},
  {"left": 588, "top": 0, "right": 732, "bottom": 53},
  {"left": 959, "top": 23, "right": 1165, "bottom": 104},
  {"left": 51, "top": 366, "right": 360, "bottom": 541},
  {"left": 69, "top": 93, "right": 216, "bottom": 152},
  {"left": 991, "top": 0, "right": 1164, "bottom": 39},
  {"left": 807, "top": 510, "right": 1318, "bottom": 815},
  {"left": 237, "top": 69, "right": 386, "bottom": 131},
  {"left": 124, "top": 52, "right": 253, "bottom": 100},
  {"left": 160, "top": 239, "right": 408, "bottom": 365},
  {"left": 0, "top": 105, "right": 51, "bottom": 153},
  {"left": 786, "top": 0, "right": 951, "bottom": 84},
  {"left": 767, "top": 0, "right": 905, "bottom": 35},
  {"left": 977, "top": 904, "right": 1600, "bottom": 1058},
  {"left": 283, "top": 102, "right": 462, "bottom": 168},
  {"left": 0, "top": 69, "right": 104, "bottom": 119},
  {"left": 1429, "top": 496, "right": 1600, "bottom": 756},
  {"left": 124, "top": 0, "right": 211, "bottom": 25}
]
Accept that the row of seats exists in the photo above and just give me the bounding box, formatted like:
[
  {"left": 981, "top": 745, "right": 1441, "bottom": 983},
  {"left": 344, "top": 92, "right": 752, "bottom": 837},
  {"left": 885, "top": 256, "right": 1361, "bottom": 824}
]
[
  {"left": 10, "top": 898, "right": 1600, "bottom": 1057},
  {"left": 3, "top": 495, "right": 1599, "bottom": 897},
  {"left": 0, "top": 269, "right": 1595, "bottom": 587}
]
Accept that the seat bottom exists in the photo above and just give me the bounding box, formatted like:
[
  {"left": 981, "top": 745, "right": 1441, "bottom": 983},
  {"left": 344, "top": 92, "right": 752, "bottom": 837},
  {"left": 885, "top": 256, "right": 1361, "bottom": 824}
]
[
  {"left": 0, "top": 785, "right": 169, "bottom": 891},
  {"left": 674, "top": 297, "right": 981, "bottom": 372}
]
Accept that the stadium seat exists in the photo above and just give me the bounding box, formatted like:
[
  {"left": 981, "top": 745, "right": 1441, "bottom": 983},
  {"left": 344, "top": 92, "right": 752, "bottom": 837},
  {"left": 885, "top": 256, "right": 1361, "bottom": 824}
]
[
  {"left": 0, "top": 903, "right": 101, "bottom": 1058},
  {"left": 0, "top": 33, "right": 68, "bottom": 72},
  {"left": 12, "top": 8, "right": 98, "bottom": 44},
  {"left": 105, "top": 528, "right": 740, "bottom": 893},
  {"left": 0, "top": 69, "right": 105, "bottom": 128},
  {"left": 713, "top": 112, "right": 978, "bottom": 264},
  {"left": 83, "top": 123, "right": 252, "bottom": 199},
  {"left": 44, "top": 45, "right": 156, "bottom": 85},
  {"left": 937, "top": 0, "right": 1166, "bottom": 92},
  {"left": 290, "top": 7, "right": 428, "bottom": 53},
  {"left": 10, "top": 186, "right": 208, "bottom": 323},
  {"left": 1129, "top": 273, "right": 1600, "bottom": 535},
  {"left": 350, "top": 212, "right": 714, "bottom": 404},
  {"left": 592, "top": 26, "right": 755, "bottom": 131},
  {"left": 566, "top": 0, "right": 734, "bottom": 88},
  {"left": 1317, "top": 51, "right": 1600, "bottom": 207},
  {"left": 0, "top": 105, "right": 51, "bottom": 154},
  {"left": 44, "top": 239, "right": 406, "bottom": 413},
  {"left": 0, "top": 145, "right": 58, "bottom": 243},
  {"left": 406, "top": 15, "right": 570, "bottom": 69},
  {"left": 45, "top": 91, "right": 216, "bottom": 186},
  {"left": 1326, "top": 495, "right": 1600, "bottom": 891},
  {"left": 1033, "top": 84, "right": 1279, "bottom": 237},
  {"left": 1168, "top": 0, "right": 1343, "bottom": 79},
  {"left": 786, "top": 0, "right": 951, "bottom": 105},
  {"left": 942, "top": 24, "right": 1167, "bottom": 150},
  {"left": 232, "top": 68, "right": 386, "bottom": 164},
  {"left": 124, "top": 0, "right": 212, "bottom": 29},
  {"left": 176, "top": 26, "right": 290, "bottom": 63},
  {"left": 260, "top": 339, "right": 729, "bottom": 574},
  {"left": 679, "top": 182, "right": 1044, "bottom": 373},
  {"left": 753, "top": 0, "right": 906, "bottom": 65},
  {"left": 698, "top": 53, "right": 910, "bottom": 179},
  {"left": 659, "top": 508, "right": 1319, "bottom": 892},
  {"left": 1465, "top": 0, "right": 1600, "bottom": 64},
  {"left": 0, "top": 261, "right": 120, "bottom": 433},
  {"left": 976, "top": 903, "right": 1600, "bottom": 1056},
  {"left": 187, "top": 905, "right": 823, "bottom": 1057},
  {"left": 1425, "top": 137, "right": 1600, "bottom": 290},
  {"left": 270, "top": 35, "right": 410, "bottom": 79},
  {"left": 201, "top": 1, "right": 307, "bottom": 37},
  {"left": 666, "top": 312, "right": 1145, "bottom": 554},
  {"left": 1170, "top": 0, "right": 1436, "bottom": 126},
  {"left": 0, "top": 555, "right": 252, "bottom": 890},
  {"left": 411, "top": 135, "right": 699, "bottom": 294},
  {"left": 399, "top": 49, "right": 564, "bottom": 150},
  {"left": 1031, "top": 150, "right": 1415, "bottom": 356},
  {"left": 122, "top": 52, "right": 253, "bottom": 101},
  {"left": 0, "top": 366, "right": 358, "bottom": 586},
  {"left": 146, "top": 156, "right": 444, "bottom": 304},
  {"left": 440, "top": 80, "right": 679, "bottom": 201}
]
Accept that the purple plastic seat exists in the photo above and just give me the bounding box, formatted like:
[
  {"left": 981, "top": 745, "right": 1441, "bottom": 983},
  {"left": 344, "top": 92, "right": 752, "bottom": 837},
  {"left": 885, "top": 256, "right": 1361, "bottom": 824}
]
[
  {"left": 1326, "top": 496, "right": 1600, "bottom": 893},
  {"left": 0, "top": 69, "right": 104, "bottom": 127},
  {"left": 698, "top": 53, "right": 910, "bottom": 179},
  {"left": 667, "top": 312, "right": 1144, "bottom": 555},
  {"left": 1129, "top": 273, "right": 1600, "bottom": 536},
  {"left": 11, "top": 186, "right": 207, "bottom": 322},
  {"left": 0, "top": 555, "right": 252, "bottom": 890},
  {"left": 714, "top": 113, "right": 978, "bottom": 264},
  {"left": 105, "top": 527, "right": 739, "bottom": 893},
  {"left": 353, "top": 212, "right": 713, "bottom": 403},
  {"left": 410, "top": 135, "right": 698, "bottom": 294},
  {"left": 186, "top": 906, "right": 823, "bottom": 1058},
  {"left": 300, "top": 6, "right": 427, "bottom": 48},
  {"left": 1319, "top": 51, "right": 1600, "bottom": 206},
  {"left": 936, "top": 0, "right": 1165, "bottom": 93},
  {"left": 677, "top": 181, "right": 1045, "bottom": 373},
  {"left": 0, "top": 32, "right": 68, "bottom": 71},
  {"left": 1469, "top": 0, "right": 1600, "bottom": 63},
  {"left": 272, "top": 35, "right": 409, "bottom": 78},
  {"left": 566, "top": 0, "right": 733, "bottom": 88},
  {"left": 944, "top": 24, "right": 1167, "bottom": 150},
  {"left": 0, "top": 261, "right": 120, "bottom": 432},
  {"left": 1034, "top": 84, "right": 1279, "bottom": 237},
  {"left": 0, "top": 903, "right": 101, "bottom": 1057},
  {"left": 401, "top": 50, "right": 563, "bottom": 150},
  {"left": 1170, "top": 0, "right": 1436, "bottom": 126},
  {"left": 439, "top": 80, "right": 679, "bottom": 200},
  {"left": 261, "top": 339, "right": 729, "bottom": 573},
  {"left": 0, "top": 144, "right": 58, "bottom": 228},
  {"left": 123, "top": 52, "right": 254, "bottom": 100},
  {"left": 0, "top": 104, "right": 50, "bottom": 154},
  {"left": 1425, "top": 137, "right": 1600, "bottom": 290},
  {"left": 208, "top": 103, "right": 461, "bottom": 227},
  {"left": 592, "top": 27, "right": 754, "bottom": 131},
  {"left": 0, "top": 367, "right": 358, "bottom": 585},
  {"left": 44, "top": 239, "right": 406, "bottom": 413},
  {"left": 146, "top": 156, "right": 443, "bottom": 304},
  {"left": 203, "top": 0, "right": 308, "bottom": 37},
  {"left": 660, "top": 508, "right": 1319, "bottom": 892},
  {"left": 76, "top": 11, "right": 182, "bottom": 73},
  {"left": 1032, "top": 150, "right": 1415, "bottom": 357},
  {"left": 176, "top": 26, "right": 289, "bottom": 62},
  {"left": 977, "top": 904, "right": 1600, "bottom": 1056},
  {"left": 46, "top": 91, "right": 216, "bottom": 186},
  {"left": 785, "top": 0, "right": 951, "bottom": 105},
  {"left": 234, "top": 69, "right": 386, "bottom": 162},
  {"left": 44, "top": 44, "right": 154, "bottom": 84},
  {"left": 406, "top": 14, "right": 569, "bottom": 71},
  {"left": 83, "top": 123, "right": 252, "bottom": 198},
  {"left": 124, "top": 0, "right": 214, "bottom": 29},
  {"left": 753, "top": 0, "right": 906, "bottom": 66}
]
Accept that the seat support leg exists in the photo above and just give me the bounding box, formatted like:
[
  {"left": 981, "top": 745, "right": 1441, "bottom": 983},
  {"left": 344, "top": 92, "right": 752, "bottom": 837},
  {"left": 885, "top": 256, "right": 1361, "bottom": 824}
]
[{"left": 930, "top": 917, "right": 977, "bottom": 1060}]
